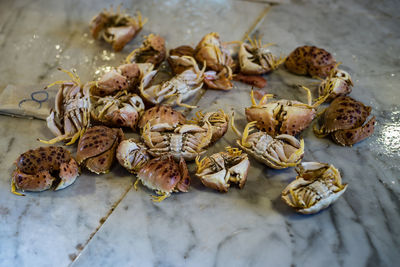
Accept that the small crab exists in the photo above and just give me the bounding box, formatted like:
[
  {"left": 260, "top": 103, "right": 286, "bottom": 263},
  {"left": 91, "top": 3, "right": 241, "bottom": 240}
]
[
  {"left": 76, "top": 126, "right": 124, "bottom": 174},
  {"left": 317, "top": 66, "right": 353, "bottom": 102},
  {"left": 195, "top": 147, "right": 250, "bottom": 192},
  {"left": 195, "top": 32, "right": 234, "bottom": 73},
  {"left": 126, "top": 34, "right": 166, "bottom": 67},
  {"left": 90, "top": 7, "right": 147, "bottom": 51},
  {"left": 285, "top": 46, "right": 337, "bottom": 78},
  {"left": 231, "top": 116, "right": 304, "bottom": 169},
  {"left": 168, "top": 45, "right": 196, "bottom": 74},
  {"left": 189, "top": 109, "right": 229, "bottom": 145},
  {"left": 11, "top": 146, "right": 79, "bottom": 196},
  {"left": 116, "top": 139, "right": 150, "bottom": 174},
  {"left": 136, "top": 154, "right": 191, "bottom": 202},
  {"left": 314, "top": 96, "right": 376, "bottom": 146},
  {"left": 138, "top": 105, "right": 186, "bottom": 131},
  {"left": 41, "top": 69, "right": 91, "bottom": 145},
  {"left": 91, "top": 91, "right": 144, "bottom": 130},
  {"left": 238, "top": 36, "right": 285, "bottom": 75},
  {"left": 141, "top": 120, "right": 213, "bottom": 161},
  {"left": 203, "top": 67, "right": 233, "bottom": 90},
  {"left": 245, "top": 87, "right": 328, "bottom": 137},
  {"left": 281, "top": 162, "right": 348, "bottom": 214},
  {"left": 139, "top": 56, "right": 205, "bottom": 108}
]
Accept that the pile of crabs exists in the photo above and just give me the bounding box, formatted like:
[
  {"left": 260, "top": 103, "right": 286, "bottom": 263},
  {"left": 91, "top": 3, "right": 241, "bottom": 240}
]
[{"left": 11, "top": 8, "right": 375, "bottom": 214}]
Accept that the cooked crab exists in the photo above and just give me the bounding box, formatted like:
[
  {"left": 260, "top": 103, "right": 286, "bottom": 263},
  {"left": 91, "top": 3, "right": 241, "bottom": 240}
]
[
  {"left": 136, "top": 154, "right": 191, "bottom": 202},
  {"left": 91, "top": 91, "right": 144, "bottom": 130},
  {"left": 41, "top": 69, "right": 91, "bottom": 145},
  {"left": 231, "top": 116, "right": 304, "bottom": 169},
  {"left": 189, "top": 109, "right": 229, "bottom": 144},
  {"left": 203, "top": 67, "right": 233, "bottom": 90},
  {"left": 317, "top": 67, "right": 353, "bottom": 102},
  {"left": 282, "top": 162, "right": 348, "bottom": 214},
  {"left": 233, "top": 73, "right": 267, "bottom": 88},
  {"left": 245, "top": 87, "right": 328, "bottom": 136},
  {"left": 168, "top": 45, "right": 196, "bottom": 74},
  {"left": 239, "top": 36, "right": 285, "bottom": 75},
  {"left": 11, "top": 146, "right": 79, "bottom": 196},
  {"left": 90, "top": 7, "right": 146, "bottom": 51},
  {"left": 314, "top": 96, "right": 375, "bottom": 146},
  {"left": 116, "top": 139, "right": 150, "bottom": 174},
  {"left": 90, "top": 63, "right": 152, "bottom": 97},
  {"left": 195, "top": 147, "right": 250, "bottom": 192},
  {"left": 141, "top": 120, "right": 213, "bottom": 161},
  {"left": 126, "top": 34, "right": 166, "bottom": 67},
  {"left": 76, "top": 126, "right": 124, "bottom": 174},
  {"left": 139, "top": 56, "right": 205, "bottom": 108},
  {"left": 137, "top": 105, "right": 186, "bottom": 131},
  {"left": 285, "top": 46, "right": 337, "bottom": 78}
]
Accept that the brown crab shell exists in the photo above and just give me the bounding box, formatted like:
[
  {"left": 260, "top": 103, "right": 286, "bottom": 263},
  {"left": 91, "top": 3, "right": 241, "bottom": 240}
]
[
  {"left": 76, "top": 126, "right": 124, "bottom": 174},
  {"left": 245, "top": 104, "right": 279, "bottom": 136},
  {"left": 285, "top": 46, "right": 336, "bottom": 78},
  {"left": 138, "top": 105, "right": 186, "bottom": 130},
  {"left": 13, "top": 146, "right": 79, "bottom": 192},
  {"left": 90, "top": 12, "right": 108, "bottom": 39},
  {"left": 137, "top": 155, "right": 190, "bottom": 194},
  {"left": 92, "top": 69, "right": 129, "bottom": 97},
  {"left": 118, "top": 63, "right": 141, "bottom": 89},
  {"left": 331, "top": 116, "right": 375, "bottom": 146},
  {"left": 107, "top": 25, "right": 138, "bottom": 52},
  {"left": 233, "top": 74, "right": 267, "bottom": 88},
  {"left": 129, "top": 34, "right": 166, "bottom": 67},
  {"left": 280, "top": 102, "right": 316, "bottom": 136}
]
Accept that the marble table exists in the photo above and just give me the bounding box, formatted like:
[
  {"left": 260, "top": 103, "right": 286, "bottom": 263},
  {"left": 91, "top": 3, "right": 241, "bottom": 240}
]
[{"left": 1, "top": 0, "right": 399, "bottom": 266}]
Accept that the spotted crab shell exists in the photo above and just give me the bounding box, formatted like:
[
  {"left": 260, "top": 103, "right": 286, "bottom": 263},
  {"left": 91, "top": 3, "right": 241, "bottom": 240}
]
[
  {"left": 76, "top": 126, "right": 123, "bottom": 174},
  {"left": 285, "top": 46, "right": 336, "bottom": 78},
  {"left": 137, "top": 155, "right": 190, "bottom": 194},
  {"left": 138, "top": 105, "right": 186, "bottom": 130},
  {"left": 279, "top": 100, "right": 316, "bottom": 136},
  {"left": 245, "top": 103, "right": 279, "bottom": 136}
]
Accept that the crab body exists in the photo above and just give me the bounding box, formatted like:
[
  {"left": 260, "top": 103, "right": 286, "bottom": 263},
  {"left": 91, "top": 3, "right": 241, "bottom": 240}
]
[
  {"left": 285, "top": 46, "right": 336, "bottom": 78},
  {"left": 12, "top": 146, "right": 79, "bottom": 195},
  {"left": 190, "top": 109, "right": 229, "bottom": 145},
  {"left": 195, "top": 147, "right": 250, "bottom": 192},
  {"left": 76, "top": 126, "right": 123, "bottom": 174},
  {"left": 281, "top": 162, "right": 348, "bottom": 214},
  {"left": 318, "top": 69, "right": 353, "bottom": 101},
  {"left": 136, "top": 155, "right": 190, "bottom": 202},
  {"left": 116, "top": 139, "right": 150, "bottom": 174},
  {"left": 138, "top": 105, "right": 186, "bottom": 131},
  {"left": 168, "top": 45, "right": 196, "bottom": 75},
  {"left": 126, "top": 34, "right": 166, "bottom": 67},
  {"left": 314, "top": 96, "right": 375, "bottom": 146}
]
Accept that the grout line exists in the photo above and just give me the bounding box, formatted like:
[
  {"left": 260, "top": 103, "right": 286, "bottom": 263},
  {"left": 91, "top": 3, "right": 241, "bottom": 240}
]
[{"left": 68, "top": 183, "right": 134, "bottom": 266}]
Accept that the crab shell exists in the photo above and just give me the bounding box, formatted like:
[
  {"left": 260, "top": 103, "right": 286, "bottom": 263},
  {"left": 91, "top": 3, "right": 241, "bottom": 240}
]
[
  {"left": 239, "top": 43, "right": 282, "bottom": 75},
  {"left": 285, "top": 46, "right": 336, "bottom": 78},
  {"left": 196, "top": 150, "right": 250, "bottom": 192},
  {"left": 195, "top": 32, "right": 234, "bottom": 72},
  {"left": 318, "top": 69, "right": 353, "bottom": 101},
  {"left": 138, "top": 105, "right": 186, "bottom": 131},
  {"left": 76, "top": 126, "right": 124, "bottom": 174},
  {"left": 233, "top": 74, "right": 267, "bottom": 88},
  {"left": 12, "top": 146, "right": 79, "bottom": 193},
  {"left": 91, "top": 92, "right": 145, "bottom": 130},
  {"left": 316, "top": 96, "right": 375, "bottom": 146},
  {"left": 203, "top": 69, "right": 233, "bottom": 91},
  {"left": 116, "top": 139, "right": 150, "bottom": 174},
  {"left": 246, "top": 99, "right": 316, "bottom": 137},
  {"left": 126, "top": 34, "right": 166, "bottom": 67},
  {"left": 282, "top": 162, "right": 348, "bottom": 214},
  {"left": 193, "top": 110, "right": 229, "bottom": 145},
  {"left": 168, "top": 45, "right": 196, "bottom": 74},
  {"left": 238, "top": 129, "right": 304, "bottom": 169},
  {"left": 137, "top": 155, "right": 191, "bottom": 195}
]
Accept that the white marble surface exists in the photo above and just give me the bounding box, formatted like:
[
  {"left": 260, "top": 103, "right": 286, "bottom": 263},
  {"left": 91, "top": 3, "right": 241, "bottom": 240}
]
[{"left": 1, "top": 0, "right": 399, "bottom": 266}]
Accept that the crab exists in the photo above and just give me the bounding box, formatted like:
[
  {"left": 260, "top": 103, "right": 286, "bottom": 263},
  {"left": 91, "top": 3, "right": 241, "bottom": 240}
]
[
  {"left": 285, "top": 46, "right": 337, "bottom": 78},
  {"left": 90, "top": 7, "right": 146, "bottom": 52},
  {"left": 238, "top": 36, "right": 285, "bottom": 75},
  {"left": 91, "top": 91, "right": 145, "bottom": 130},
  {"left": 233, "top": 73, "right": 267, "bottom": 88},
  {"left": 231, "top": 116, "right": 304, "bottom": 169},
  {"left": 11, "top": 146, "right": 79, "bottom": 196},
  {"left": 90, "top": 63, "right": 152, "bottom": 97},
  {"left": 281, "top": 162, "right": 348, "bottom": 214},
  {"left": 195, "top": 147, "right": 250, "bottom": 192},
  {"left": 41, "top": 69, "right": 91, "bottom": 145},
  {"left": 189, "top": 109, "right": 229, "bottom": 145},
  {"left": 126, "top": 34, "right": 166, "bottom": 67},
  {"left": 76, "top": 126, "right": 124, "bottom": 174},
  {"left": 245, "top": 87, "right": 328, "bottom": 137},
  {"left": 313, "top": 96, "right": 376, "bottom": 146},
  {"left": 116, "top": 139, "right": 150, "bottom": 174},
  {"left": 141, "top": 120, "right": 213, "bottom": 161},
  {"left": 168, "top": 45, "right": 196, "bottom": 75},
  {"left": 317, "top": 66, "right": 353, "bottom": 102},
  {"left": 137, "top": 105, "right": 186, "bottom": 131},
  {"left": 136, "top": 154, "right": 191, "bottom": 202},
  {"left": 139, "top": 56, "right": 205, "bottom": 108},
  {"left": 195, "top": 32, "right": 234, "bottom": 73},
  {"left": 203, "top": 67, "right": 233, "bottom": 90}
]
